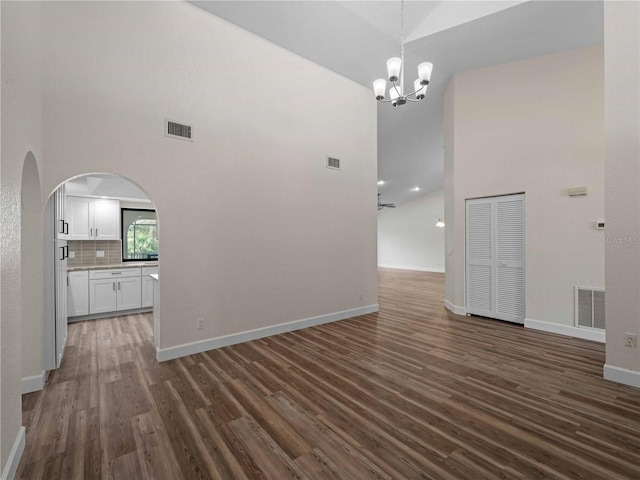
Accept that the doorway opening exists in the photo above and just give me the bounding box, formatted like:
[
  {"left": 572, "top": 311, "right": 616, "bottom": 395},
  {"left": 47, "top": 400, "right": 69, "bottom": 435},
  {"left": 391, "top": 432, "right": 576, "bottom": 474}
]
[{"left": 43, "top": 173, "right": 160, "bottom": 372}]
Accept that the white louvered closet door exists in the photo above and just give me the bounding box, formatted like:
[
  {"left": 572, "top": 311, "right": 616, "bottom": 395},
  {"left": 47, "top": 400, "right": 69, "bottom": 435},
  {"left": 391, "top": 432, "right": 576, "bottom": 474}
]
[
  {"left": 466, "top": 194, "right": 525, "bottom": 324},
  {"left": 466, "top": 201, "right": 494, "bottom": 318}
]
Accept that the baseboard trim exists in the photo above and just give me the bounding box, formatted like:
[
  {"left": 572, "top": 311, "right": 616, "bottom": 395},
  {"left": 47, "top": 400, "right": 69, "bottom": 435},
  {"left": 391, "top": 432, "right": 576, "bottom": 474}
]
[
  {"left": 156, "top": 304, "right": 380, "bottom": 362},
  {"left": 21, "top": 370, "right": 46, "bottom": 394},
  {"left": 1, "top": 426, "right": 25, "bottom": 480},
  {"left": 524, "top": 318, "right": 605, "bottom": 343},
  {"left": 378, "top": 264, "right": 445, "bottom": 273},
  {"left": 604, "top": 364, "right": 640, "bottom": 388},
  {"left": 444, "top": 300, "right": 466, "bottom": 316},
  {"left": 68, "top": 306, "right": 153, "bottom": 323}
]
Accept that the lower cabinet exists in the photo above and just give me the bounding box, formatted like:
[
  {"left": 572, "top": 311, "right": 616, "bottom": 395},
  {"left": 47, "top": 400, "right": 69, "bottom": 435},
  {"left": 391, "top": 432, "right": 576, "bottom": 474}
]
[
  {"left": 68, "top": 271, "right": 89, "bottom": 317},
  {"left": 88, "top": 268, "right": 142, "bottom": 315},
  {"left": 117, "top": 276, "right": 142, "bottom": 310},
  {"left": 69, "top": 266, "right": 156, "bottom": 318},
  {"left": 141, "top": 267, "right": 158, "bottom": 308},
  {"left": 90, "top": 278, "right": 118, "bottom": 314}
]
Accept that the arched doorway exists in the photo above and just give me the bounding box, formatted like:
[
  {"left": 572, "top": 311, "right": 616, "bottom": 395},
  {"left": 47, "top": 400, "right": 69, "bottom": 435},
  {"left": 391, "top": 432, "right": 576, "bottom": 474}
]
[
  {"left": 20, "top": 152, "right": 46, "bottom": 393},
  {"left": 43, "top": 172, "right": 160, "bottom": 373}
]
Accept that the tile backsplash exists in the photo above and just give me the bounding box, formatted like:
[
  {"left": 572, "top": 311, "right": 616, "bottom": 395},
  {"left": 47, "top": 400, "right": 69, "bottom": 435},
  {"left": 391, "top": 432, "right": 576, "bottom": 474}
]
[{"left": 67, "top": 240, "right": 122, "bottom": 268}]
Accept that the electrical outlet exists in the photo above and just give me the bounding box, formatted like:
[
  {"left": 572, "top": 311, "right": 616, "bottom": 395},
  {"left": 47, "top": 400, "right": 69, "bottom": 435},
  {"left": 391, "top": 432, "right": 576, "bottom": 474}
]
[
  {"left": 197, "top": 318, "right": 204, "bottom": 330},
  {"left": 624, "top": 333, "right": 637, "bottom": 348},
  {"left": 69, "top": 251, "right": 75, "bottom": 259},
  {"left": 96, "top": 250, "right": 105, "bottom": 258}
]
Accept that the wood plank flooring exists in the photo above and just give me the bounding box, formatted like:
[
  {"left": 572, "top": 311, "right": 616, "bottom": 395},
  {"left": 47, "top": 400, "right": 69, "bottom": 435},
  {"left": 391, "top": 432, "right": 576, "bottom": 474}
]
[{"left": 17, "top": 268, "right": 640, "bottom": 479}]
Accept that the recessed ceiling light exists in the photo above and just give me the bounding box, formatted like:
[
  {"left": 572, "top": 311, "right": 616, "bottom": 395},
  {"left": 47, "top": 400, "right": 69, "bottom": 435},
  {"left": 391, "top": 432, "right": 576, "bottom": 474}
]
[
  {"left": 377, "top": 180, "right": 385, "bottom": 185},
  {"left": 412, "top": 187, "right": 421, "bottom": 192}
]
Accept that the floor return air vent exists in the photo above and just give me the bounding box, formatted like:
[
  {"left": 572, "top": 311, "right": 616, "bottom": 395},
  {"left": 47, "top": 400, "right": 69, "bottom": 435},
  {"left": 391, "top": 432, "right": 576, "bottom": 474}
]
[{"left": 574, "top": 286, "right": 605, "bottom": 330}]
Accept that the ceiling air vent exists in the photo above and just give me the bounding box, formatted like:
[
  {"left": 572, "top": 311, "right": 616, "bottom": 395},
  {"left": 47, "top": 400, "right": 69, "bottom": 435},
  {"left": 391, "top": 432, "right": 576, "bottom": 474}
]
[
  {"left": 327, "top": 156, "right": 341, "bottom": 170},
  {"left": 165, "top": 119, "right": 193, "bottom": 142},
  {"left": 575, "top": 286, "right": 605, "bottom": 330}
]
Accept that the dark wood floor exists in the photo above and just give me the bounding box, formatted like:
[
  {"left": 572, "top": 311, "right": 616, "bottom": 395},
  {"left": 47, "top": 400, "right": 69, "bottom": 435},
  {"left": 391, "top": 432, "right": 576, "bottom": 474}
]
[{"left": 18, "top": 269, "right": 640, "bottom": 479}]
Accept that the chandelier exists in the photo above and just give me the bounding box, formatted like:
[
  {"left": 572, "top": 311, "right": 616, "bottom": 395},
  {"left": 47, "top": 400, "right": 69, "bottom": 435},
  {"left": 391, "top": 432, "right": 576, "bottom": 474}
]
[{"left": 372, "top": 0, "right": 433, "bottom": 106}]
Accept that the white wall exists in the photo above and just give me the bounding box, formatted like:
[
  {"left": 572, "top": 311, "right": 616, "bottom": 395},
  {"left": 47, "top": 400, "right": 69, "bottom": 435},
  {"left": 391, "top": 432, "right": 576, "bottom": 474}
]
[
  {"left": 604, "top": 2, "right": 640, "bottom": 386},
  {"left": 445, "top": 46, "right": 605, "bottom": 331},
  {"left": 377, "top": 189, "right": 445, "bottom": 272},
  {"left": 38, "top": 1, "right": 378, "bottom": 353},
  {"left": 1, "top": 0, "right": 43, "bottom": 471},
  {"left": 444, "top": 77, "right": 457, "bottom": 308}
]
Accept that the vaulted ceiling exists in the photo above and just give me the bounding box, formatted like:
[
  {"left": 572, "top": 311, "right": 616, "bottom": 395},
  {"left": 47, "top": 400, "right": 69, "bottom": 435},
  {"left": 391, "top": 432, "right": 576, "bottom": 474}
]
[{"left": 192, "top": 1, "right": 604, "bottom": 206}]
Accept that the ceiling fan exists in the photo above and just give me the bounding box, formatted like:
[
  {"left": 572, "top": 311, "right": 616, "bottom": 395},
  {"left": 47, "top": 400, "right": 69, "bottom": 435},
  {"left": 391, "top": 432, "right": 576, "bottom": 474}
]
[{"left": 377, "top": 194, "right": 396, "bottom": 211}]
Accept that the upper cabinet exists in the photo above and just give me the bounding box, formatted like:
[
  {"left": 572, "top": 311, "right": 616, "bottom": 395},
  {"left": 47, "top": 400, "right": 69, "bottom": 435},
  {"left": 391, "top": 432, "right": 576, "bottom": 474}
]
[
  {"left": 66, "top": 196, "right": 92, "bottom": 239},
  {"left": 66, "top": 196, "right": 120, "bottom": 240},
  {"left": 92, "top": 199, "right": 120, "bottom": 240}
]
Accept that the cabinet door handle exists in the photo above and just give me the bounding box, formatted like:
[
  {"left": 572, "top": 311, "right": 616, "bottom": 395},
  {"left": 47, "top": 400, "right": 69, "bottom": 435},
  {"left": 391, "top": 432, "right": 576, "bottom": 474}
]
[
  {"left": 64, "top": 222, "right": 69, "bottom": 235},
  {"left": 64, "top": 245, "right": 69, "bottom": 259},
  {"left": 96, "top": 228, "right": 98, "bottom": 238},
  {"left": 90, "top": 227, "right": 93, "bottom": 238},
  {"left": 59, "top": 219, "right": 65, "bottom": 234},
  {"left": 118, "top": 281, "right": 121, "bottom": 291},
  {"left": 60, "top": 247, "right": 65, "bottom": 261},
  {"left": 113, "top": 282, "right": 116, "bottom": 291}
]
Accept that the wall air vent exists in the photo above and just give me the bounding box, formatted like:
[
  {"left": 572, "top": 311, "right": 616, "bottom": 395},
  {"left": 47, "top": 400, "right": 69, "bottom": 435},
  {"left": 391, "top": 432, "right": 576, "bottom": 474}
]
[
  {"left": 575, "top": 286, "right": 605, "bottom": 330},
  {"left": 165, "top": 119, "right": 193, "bottom": 141},
  {"left": 326, "top": 156, "right": 341, "bottom": 170}
]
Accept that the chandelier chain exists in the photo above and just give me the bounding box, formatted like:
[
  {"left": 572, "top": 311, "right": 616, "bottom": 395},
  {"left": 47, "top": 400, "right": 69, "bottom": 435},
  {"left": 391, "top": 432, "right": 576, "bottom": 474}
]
[
  {"left": 400, "top": 0, "right": 405, "bottom": 92},
  {"left": 401, "top": 0, "right": 404, "bottom": 48}
]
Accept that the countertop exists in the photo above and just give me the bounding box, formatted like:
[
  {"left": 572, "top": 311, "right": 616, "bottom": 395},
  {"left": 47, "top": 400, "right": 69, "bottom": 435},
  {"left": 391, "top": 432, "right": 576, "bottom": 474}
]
[{"left": 67, "top": 262, "right": 158, "bottom": 272}]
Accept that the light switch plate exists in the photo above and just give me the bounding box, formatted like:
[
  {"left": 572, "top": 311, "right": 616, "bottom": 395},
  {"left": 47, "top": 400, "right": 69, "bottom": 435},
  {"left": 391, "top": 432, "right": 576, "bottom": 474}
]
[{"left": 96, "top": 251, "right": 105, "bottom": 258}]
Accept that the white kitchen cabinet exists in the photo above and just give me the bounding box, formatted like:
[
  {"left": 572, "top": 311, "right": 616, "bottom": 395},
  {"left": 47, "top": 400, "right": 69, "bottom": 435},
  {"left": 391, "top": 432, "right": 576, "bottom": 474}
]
[
  {"left": 66, "top": 196, "right": 92, "bottom": 239},
  {"left": 141, "top": 267, "right": 158, "bottom": 308},
  {"left": 68, "top": 270, "right": 89, "bottom": 317},
  {"left": 89, "top": 278, "right": 118, "bottom": 314},
  {"left": 54, "top": 184, "right": 68, "bottom": 239},
  {"left": 54, "top": 240, "right": 68, "bottom": 368},
  {"left": 117, "top": 276, "right": 142, "bottom": 310},
  {"left": 89, "top": 268, "right": 142, "bottom": 314},
  {"left": 72, "top": 267, "right": 154, "bottom": 318},
  {"left": 93, "top": 199, "right": 120, "bottom": 240},
  {"left": 67, "top": 196, "right": 120, "bottom": 240}
]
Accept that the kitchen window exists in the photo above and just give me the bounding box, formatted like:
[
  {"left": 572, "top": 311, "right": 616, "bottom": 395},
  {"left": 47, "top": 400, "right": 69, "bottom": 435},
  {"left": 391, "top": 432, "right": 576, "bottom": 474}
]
[{"left": 121, "top": 208, "right": 158, "bottom": 261}]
